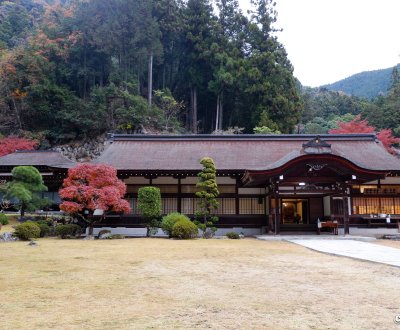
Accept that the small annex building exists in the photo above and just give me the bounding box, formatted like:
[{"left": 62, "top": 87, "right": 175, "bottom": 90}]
[{"left": 1, "top": 133, "right": 400, "bottom": 236}]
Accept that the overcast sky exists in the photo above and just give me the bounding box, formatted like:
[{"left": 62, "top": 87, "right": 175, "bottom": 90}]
[{"left": 238, "top": 0, "right": 400, "bottom": 87}]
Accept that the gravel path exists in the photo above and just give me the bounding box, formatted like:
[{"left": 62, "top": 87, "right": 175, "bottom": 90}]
[{"left": 289, "top": 239, "right": 400, "bottom": 267}]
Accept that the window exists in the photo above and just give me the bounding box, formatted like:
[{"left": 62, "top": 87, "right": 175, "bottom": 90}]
[{"left": 239, "top": 198, "right": 265, "bottom": 215}]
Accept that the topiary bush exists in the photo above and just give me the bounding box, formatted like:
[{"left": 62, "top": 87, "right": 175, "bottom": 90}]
[
  {"left": 226, "top": 232, "right": 240, "bottom": 239},
  {"left": 14, "top": 221, "right": 40, "bottom": 240},
  {"left": 0, "top": 213, "right": 8, "bottom": 225},
  {"left": 171, "top": 219, "right": 198, "bottom": 239},
  {"left": 161, "top": 212, "right": 191, "bottom": 237},
  {"left": 55, "top": 224, "right": 82, "bottom": 239}
]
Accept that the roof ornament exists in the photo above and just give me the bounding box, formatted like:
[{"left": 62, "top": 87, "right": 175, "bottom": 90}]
[{"left": 302, "top": 135, "right": 332, "bottom": 154}]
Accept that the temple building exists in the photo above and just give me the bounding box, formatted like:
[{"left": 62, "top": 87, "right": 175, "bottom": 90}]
[{"left": 1, "top": 133, "right": 400, "bottom": 236}]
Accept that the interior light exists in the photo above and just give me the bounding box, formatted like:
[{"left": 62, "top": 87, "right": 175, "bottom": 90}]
[
  {"left": 299, "top": 182, "right": 306, "bottom": 186},
  {"left": 279, "top": 175, "right": 284, "bottom": 180},
  {"left": 352, "top": 175, "right": 357, "bottom": 180}
]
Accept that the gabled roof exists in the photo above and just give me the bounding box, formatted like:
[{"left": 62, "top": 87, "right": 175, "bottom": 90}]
[
  {"left": 93, "top": 134, "right": 400, "bottom": 172},
  {"left": 0, "top": 150, "right": 76, "bottom": 169}
]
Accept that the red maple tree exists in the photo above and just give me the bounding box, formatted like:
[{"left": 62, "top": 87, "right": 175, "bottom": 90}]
[
  {"left": 377, "top": 129, "right": 400, "bottom": 155},
  {"left": 329, "top": 115, "right": 399, "bottom": 154},
  {"left": 0, "top": 136, "right": 38, "bottom": 157},
  {"left": 329, "top": 115, "right": 376, "bottom": 134},
  {"left": 59, "top": 163, "right": 131, "bottom": 221}
]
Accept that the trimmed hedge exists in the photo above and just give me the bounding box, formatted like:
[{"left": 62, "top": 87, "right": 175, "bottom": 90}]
[
  {"left": 55, "top": 224, "right": 82, "bottom": 239},
  {"left": 161, "top": 212, "right": 191, "bottom": 237},
  {"left": 14, "top": 221, "right": 40, "bottom": 240},
  {"left": 36, "top": 221, "right": 51, "bottom": 237},
  {"left": 226, "top": 232, "right": 240, "bottom": 239},
  {"left": 171, "top": 219, "right": 198, "bottom": 239}
]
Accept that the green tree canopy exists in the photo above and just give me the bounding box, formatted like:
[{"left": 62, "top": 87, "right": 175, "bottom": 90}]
[{"left": 5, "top": 166, "right": 48, "bottom": 217}]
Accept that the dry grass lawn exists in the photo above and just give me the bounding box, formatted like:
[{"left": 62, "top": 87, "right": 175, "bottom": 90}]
[
  {"left": 1, "top": 238, "right": 399, "bottom": 330},
  {"left": 374, "top": 239, "right": 400, "bottom": 249},
  {"left": 0, "top": 216, "right": 18, "bottom": 234}
]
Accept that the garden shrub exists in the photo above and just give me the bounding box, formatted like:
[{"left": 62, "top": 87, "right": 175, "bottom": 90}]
[
  {"left": 226, "top": 232, "right": 240, "bottom": 239},
  {"left": 171, "top": 219, "right": 198, "bottom": 239},
  {"left": 36, "top": 221, "right": 51, "bottom": 237},
  {"left": 0, "top": 213, "right": 8, "bottom": 225},
  {"left": 14, "top": 221, "right": 40, "bottom": 240},
  {"left": 137, "top": 186, "right": 161, "bottom": 237},
  {"left": 161, "top": 212, "right": 191, "bottom": 237},
  {"left": 55, "top": 224, "right": 82, "bottom": 239}
]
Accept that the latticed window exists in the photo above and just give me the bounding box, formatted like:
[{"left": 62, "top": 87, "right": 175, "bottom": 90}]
[
  {"left": 161, "top": 198, "right": 178, "bottom": 214},
  {"left": 352, "top": 197, "right": 400, "bottom": 215},
  {"left": 211, "top": 198, "right": 236, "bottom": 215},
  {"left": 239, "top": 198, "right": 265, "bottom": 215}
]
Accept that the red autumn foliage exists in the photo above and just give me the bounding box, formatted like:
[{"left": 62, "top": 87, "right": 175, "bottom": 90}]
[
  {"left": 328, "top": 115, "right": 376, "bottom": 134},
  {"left": 59, "top": 164, "right": 131, "bottom": 215},
  {"left": 329, "top": 115, "right": 399, "bottom": 154},
  {"left": 0, "top": 136, "right": 38, "bottom": 157},
  {"left": 377, "top": 129, "right": 400, "bottom": 155}
]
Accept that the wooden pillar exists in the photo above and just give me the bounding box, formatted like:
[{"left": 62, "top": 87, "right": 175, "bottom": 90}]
[
  {"left": 235, "top": 178, "right": 240, "bottom": 215},
  {"left": 274, "top": 183, "right": 280, "bottom": 235},
  {"left": 177, "top": 177, "right": 182, "bottom": 213},
  {"left": 342, "top": 185, "right": 350, "bottom": 235}
]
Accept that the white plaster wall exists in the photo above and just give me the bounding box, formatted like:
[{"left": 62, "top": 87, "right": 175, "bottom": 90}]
[
  {"left": 238, "top": 188, "right": 266, "bottom": 195},
  {"left": 349, "top": 227, "right": 400, "bottom": 238},
  {"left": 365, "top": 177, "right": 400, "bottom": 184}
]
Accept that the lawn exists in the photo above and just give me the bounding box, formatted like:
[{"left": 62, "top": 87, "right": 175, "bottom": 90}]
[{"left": 1, "top": 238, "right": 399, "bottom": 330}]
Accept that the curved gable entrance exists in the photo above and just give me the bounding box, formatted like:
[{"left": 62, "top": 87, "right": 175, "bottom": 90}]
[{"left": 242, "top": 151, "right": 389, "bottom": 235}]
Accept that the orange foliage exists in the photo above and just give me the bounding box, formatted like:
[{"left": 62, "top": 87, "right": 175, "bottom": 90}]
[{"left": 11, "top": 89, "right": 28, "bottom": 100}]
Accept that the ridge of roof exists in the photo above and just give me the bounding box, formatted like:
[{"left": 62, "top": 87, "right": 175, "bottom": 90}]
[
  {"left": 0, "top": 149, "right": 77, "bottom": 168},
  {"left": 14, "top": 150, "right": 64, "bottom": 153},
  {"left": 109, "top": 133, "right": 378, "bottom": 142}
]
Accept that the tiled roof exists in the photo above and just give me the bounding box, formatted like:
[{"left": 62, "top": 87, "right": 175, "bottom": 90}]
[
  {"left": 0, "top": 150, "right": 76, "bottom": 168},
  {"left": 93, "top": 134, "right": 400, "bottom": 172}
]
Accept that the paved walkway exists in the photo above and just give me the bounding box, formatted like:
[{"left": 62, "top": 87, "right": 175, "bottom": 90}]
[{"left": 288, "top": 239, "right": 400, "bottom": 267}]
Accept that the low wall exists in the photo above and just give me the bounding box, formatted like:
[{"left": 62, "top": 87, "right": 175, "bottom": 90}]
[
  {"left": 349, "top": 227, "right": 400, "bottom": 238},
  {"left": 90, "top": 226, "right": 263, "bottom": 237}
]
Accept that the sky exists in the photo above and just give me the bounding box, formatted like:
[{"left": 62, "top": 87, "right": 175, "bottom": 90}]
[{"left": 238, "top": 0, "right": 400, "bottom": 87}]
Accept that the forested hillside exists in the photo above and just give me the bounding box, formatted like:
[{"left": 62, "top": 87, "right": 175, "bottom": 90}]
[
  {"left": 0, "top": 0, "right": 302, "bottom": 145},
  {"left": 323, "top": 64, "right": 400, "bottom": 99},
  {"left": 300, "top": 66, "right": 400, "bottom": 136}
]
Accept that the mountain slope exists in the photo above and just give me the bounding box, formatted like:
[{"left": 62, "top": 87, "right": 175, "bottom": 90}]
[{"left": 323, "top": 64, "right": 400, "bottom": 99}]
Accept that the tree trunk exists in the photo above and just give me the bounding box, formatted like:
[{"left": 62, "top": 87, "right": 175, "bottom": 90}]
[
  {"left": 6, "top": 86, "right": 22, "bottom": 129},
  {"left": 83, "top": 46, "right": 87, "bottom": 100},
  {"left": 162, "top": 64, "right": 166, "bottom": 90},
  {"left": 20, "top": 202, "right": 25, "bottom": 217},
  {"left": 215, "top": 95, "right": 220, "bottom": 132},
  {"left": 192, "top": 87, "right": 198, "bottom": 133},
  {"left": 148, "top": 53, "right": 153, "bottom": 108},
  {"left": 219, "top": 93, "right": 223, "bottom": 131}
]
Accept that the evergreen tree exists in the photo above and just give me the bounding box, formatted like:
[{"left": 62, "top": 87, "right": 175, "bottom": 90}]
[
  {"left": 5, "top": 166, "right": 49, "bottom": 217},
  {"left": 195, "top": 157, "right": 219, "bottom": 238}
]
